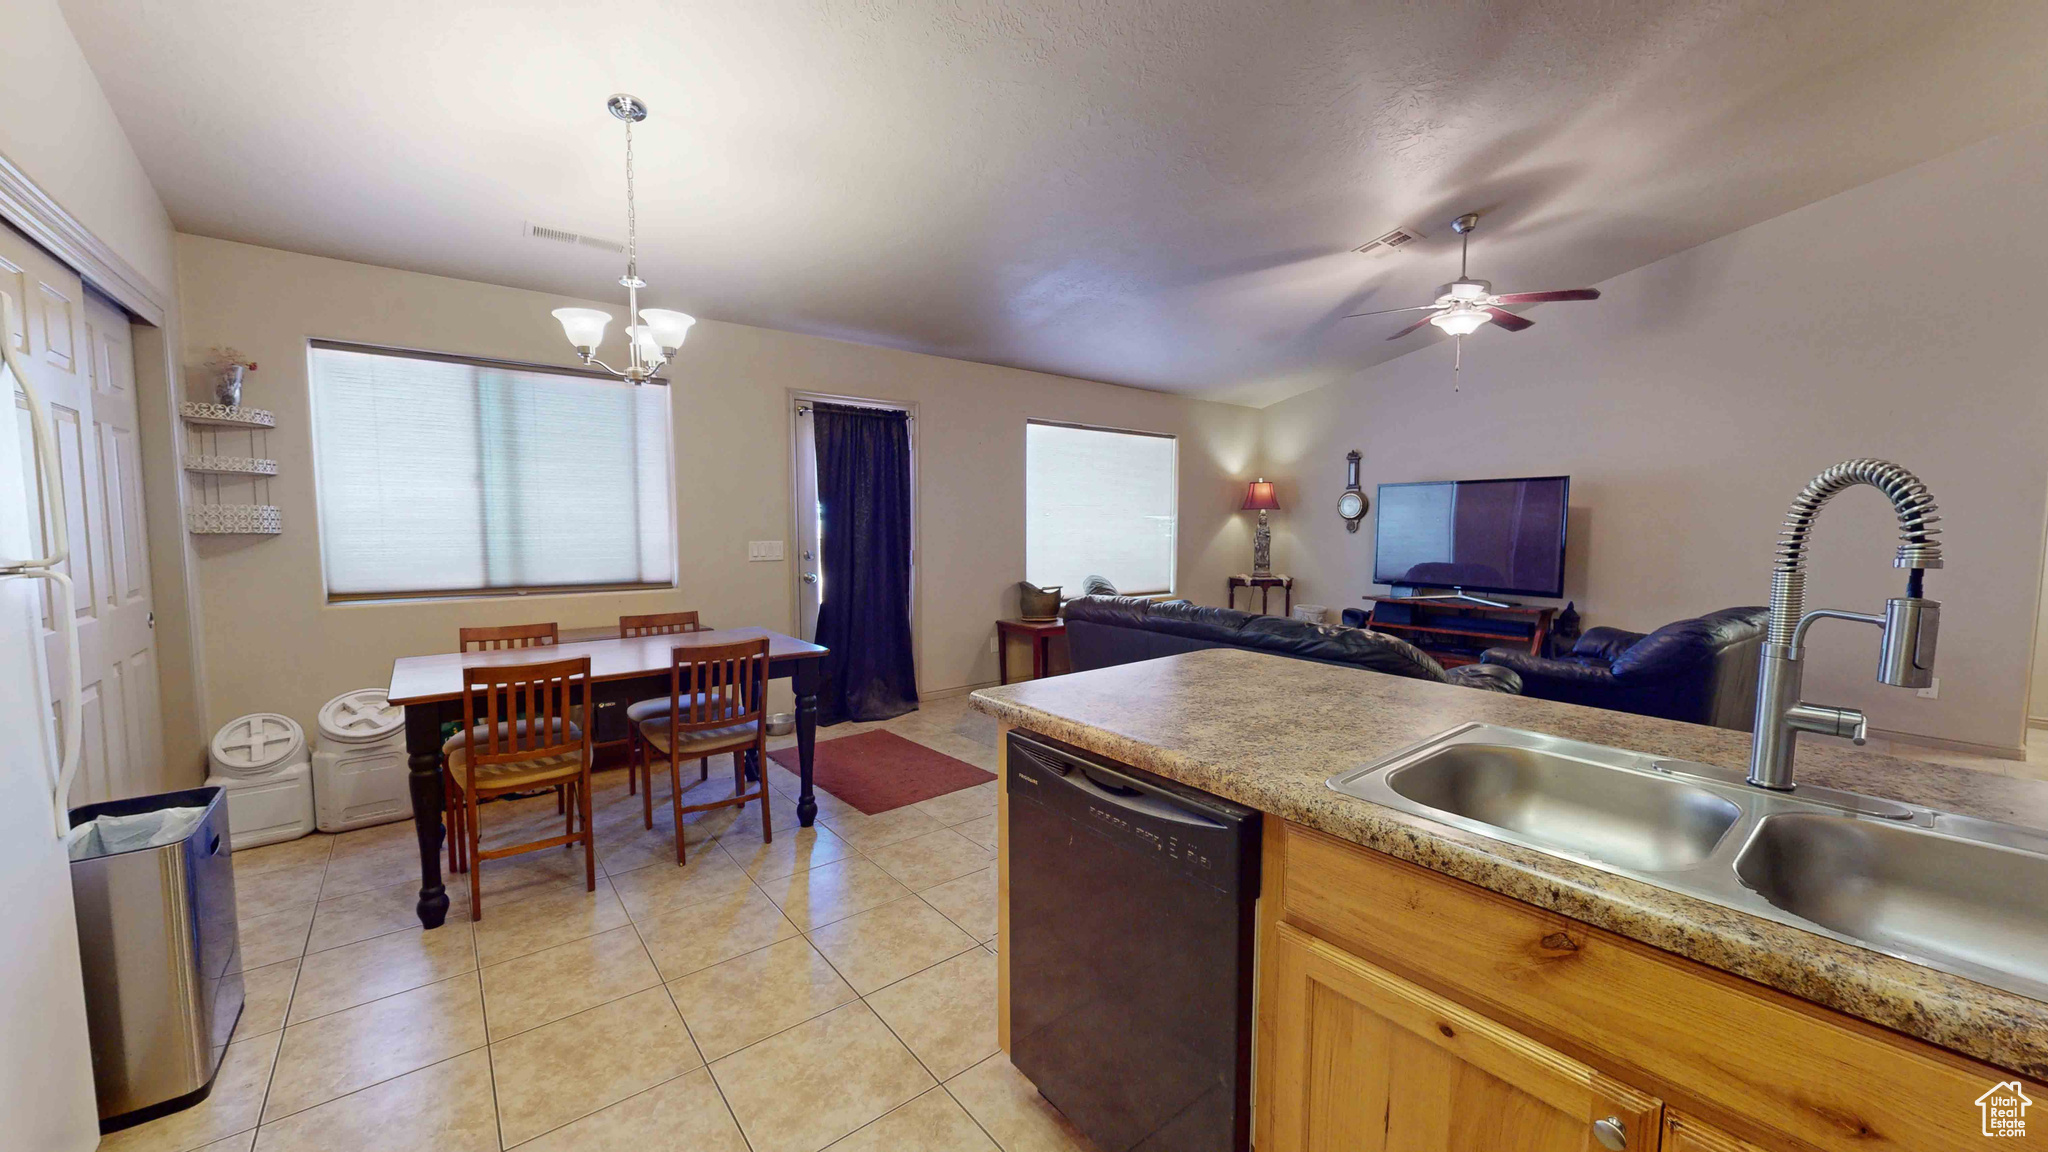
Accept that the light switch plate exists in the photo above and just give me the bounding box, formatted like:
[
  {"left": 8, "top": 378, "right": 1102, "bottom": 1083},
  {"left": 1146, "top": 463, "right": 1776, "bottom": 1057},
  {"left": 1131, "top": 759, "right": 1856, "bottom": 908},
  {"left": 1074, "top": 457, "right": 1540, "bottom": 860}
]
[
  {"left": 1916, "top": 677, "right": 1940, "bottom": 699},
  {"left": 748, "top": 540, "right": 785, "bottom": 562}
]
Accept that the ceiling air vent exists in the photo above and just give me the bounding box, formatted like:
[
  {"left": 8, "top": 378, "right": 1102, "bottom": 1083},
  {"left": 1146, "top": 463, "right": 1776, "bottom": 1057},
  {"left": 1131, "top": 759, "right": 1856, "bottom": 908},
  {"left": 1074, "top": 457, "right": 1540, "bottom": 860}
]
[
  {"left": 1354, "top": 224, "right": 1426, "bottom": 257},
  {"left": 523, "top": 222, "right": 627, "bottom": 255}
]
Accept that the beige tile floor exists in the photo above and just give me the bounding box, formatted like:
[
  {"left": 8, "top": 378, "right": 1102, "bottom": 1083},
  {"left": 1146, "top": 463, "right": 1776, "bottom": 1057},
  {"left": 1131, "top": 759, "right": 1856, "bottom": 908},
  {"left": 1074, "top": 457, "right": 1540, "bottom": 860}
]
[{"left": 104, "top": 695, "right": 1100, "bottom": 1152}]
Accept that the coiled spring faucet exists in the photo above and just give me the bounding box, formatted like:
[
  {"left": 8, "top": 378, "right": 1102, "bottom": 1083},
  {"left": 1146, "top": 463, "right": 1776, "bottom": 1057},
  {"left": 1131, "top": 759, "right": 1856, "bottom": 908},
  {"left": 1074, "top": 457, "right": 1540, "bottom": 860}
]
[{"left": 1749, "top": 460, "right": 1943, "bottom": 791}]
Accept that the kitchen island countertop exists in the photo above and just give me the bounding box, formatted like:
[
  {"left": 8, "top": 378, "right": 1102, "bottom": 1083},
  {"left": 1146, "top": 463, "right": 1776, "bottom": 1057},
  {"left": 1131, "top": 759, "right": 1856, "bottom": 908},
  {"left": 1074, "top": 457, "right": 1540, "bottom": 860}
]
[{"left": 971, "top": 647, "right": 2048, "bottom": 1077}]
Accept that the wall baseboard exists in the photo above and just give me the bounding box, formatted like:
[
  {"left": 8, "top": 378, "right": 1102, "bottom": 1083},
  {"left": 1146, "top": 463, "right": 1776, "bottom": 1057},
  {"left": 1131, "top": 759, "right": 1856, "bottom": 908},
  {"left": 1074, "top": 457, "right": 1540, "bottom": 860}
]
[
  {"left": 923, "top": 680, "right": 1000, "bottom": 702},
  {"left": 2029, "top": 715, "right": 2048, "bottom": 732},
  {"left": 1870, "top": 725, "right": 2026, "bottom": 762}
]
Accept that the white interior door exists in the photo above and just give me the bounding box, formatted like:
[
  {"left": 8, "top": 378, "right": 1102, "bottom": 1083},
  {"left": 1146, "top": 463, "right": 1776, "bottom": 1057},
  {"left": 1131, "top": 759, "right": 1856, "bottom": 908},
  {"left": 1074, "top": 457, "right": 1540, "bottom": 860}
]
[{"left": 3, "top": 223, "right": 161, "bottom": 806}]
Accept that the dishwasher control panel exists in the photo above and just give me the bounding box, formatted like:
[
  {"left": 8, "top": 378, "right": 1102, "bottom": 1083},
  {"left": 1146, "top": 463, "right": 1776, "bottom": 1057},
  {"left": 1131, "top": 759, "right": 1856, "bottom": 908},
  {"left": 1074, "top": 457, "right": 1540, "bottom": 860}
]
[{"left": 1007, "top": 730, "right": 1256, "bottom": 892}]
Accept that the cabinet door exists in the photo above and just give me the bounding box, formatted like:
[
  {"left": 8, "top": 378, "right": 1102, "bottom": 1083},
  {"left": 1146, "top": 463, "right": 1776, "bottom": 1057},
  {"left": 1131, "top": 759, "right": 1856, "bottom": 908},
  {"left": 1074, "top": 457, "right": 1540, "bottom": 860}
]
[
  {"left": 1661, "top": 1111, "right": 1780, "bottom": 1152},
  {"left": 1261, "top": 922, "right": 1661, "bottom": 1152}
]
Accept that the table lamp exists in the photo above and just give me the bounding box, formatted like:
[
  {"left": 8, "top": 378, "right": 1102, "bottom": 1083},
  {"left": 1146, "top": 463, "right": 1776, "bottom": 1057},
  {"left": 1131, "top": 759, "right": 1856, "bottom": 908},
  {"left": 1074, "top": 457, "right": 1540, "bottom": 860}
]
[{"left": 1241, "top": 479, "right": 1280, "bottom": 576}]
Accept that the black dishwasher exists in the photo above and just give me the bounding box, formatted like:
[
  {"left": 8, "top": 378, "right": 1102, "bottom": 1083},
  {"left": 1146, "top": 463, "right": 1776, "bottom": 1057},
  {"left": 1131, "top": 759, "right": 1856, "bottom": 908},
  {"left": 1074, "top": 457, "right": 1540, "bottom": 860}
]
[{"left": 1006, "top": 731, "right": 1259, "bottom": 1152}]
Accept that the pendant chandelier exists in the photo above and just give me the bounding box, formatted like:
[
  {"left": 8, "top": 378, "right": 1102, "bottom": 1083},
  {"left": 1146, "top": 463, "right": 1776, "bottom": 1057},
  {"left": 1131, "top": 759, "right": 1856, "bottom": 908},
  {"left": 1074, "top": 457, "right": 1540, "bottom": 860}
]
[{"left": 551, "top": 94, "right": 695, "bottom": 384}]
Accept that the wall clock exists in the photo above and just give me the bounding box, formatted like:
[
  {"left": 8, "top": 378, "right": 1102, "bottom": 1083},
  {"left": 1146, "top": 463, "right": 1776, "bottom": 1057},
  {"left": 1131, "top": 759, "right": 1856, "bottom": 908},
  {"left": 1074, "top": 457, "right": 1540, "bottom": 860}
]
[{"left": 1338, "top": 450, "right": 1368, "bottom": 532}]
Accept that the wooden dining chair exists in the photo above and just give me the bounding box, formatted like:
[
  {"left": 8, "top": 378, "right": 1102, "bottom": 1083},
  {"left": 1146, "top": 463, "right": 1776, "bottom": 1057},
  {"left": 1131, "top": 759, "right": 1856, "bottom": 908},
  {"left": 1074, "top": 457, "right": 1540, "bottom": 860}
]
[
  {"left": 446, "top": 621, "right": 569, "bottom": 869},
  {"left": 445, "top": 655, "right": 596, "bottom": 919},
  {"left": 635, "top": 638, "right": 771, "bottom": 865},
  {"left": 620, "top": 611, "right": 709, "bottom": 815},
  {"left": 459, "top": 622, "right": 560, "bottom": 651}
]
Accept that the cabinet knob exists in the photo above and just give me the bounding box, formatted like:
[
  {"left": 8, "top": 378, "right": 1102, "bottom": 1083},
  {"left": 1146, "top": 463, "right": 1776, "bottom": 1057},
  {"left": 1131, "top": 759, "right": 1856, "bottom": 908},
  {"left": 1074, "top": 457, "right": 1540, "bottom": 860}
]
[{"left": 1591, "top": 1116, "right": 1628, "bottom": 1150}]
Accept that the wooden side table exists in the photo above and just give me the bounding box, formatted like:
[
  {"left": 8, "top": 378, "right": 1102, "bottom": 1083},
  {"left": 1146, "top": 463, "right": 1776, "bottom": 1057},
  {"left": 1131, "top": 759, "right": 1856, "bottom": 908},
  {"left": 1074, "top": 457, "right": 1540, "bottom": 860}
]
[
  {"left": 997, "top": 618, "right": 1066, "bottom": 684},
  {"left": 1227, "top": 574, "right": 1293, "bottom": 616}
]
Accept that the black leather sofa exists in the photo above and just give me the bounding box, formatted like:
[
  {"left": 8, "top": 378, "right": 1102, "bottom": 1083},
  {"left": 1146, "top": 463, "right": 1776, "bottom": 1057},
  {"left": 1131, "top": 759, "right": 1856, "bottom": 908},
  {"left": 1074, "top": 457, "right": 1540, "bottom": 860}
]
[
  {"left": 1063, "top": 596, "right": 1524, "bottom": 694},
  {"left": 1479, "top": 606, "right": 1769, "bottom": 728}
]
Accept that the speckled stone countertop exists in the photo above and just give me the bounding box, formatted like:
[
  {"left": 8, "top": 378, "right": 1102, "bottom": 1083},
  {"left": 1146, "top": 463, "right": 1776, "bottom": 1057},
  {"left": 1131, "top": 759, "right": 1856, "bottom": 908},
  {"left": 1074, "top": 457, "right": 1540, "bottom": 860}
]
[{"left": 970, "top": 648, "right": 2048, "bottom": 1077}]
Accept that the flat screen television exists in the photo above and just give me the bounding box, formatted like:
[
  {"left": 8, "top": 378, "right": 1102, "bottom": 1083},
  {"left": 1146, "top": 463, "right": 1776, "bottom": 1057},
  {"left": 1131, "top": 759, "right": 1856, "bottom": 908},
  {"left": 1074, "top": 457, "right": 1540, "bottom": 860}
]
[{"left": 1373, "top": 475, "right": 1570, "bottom": 598}]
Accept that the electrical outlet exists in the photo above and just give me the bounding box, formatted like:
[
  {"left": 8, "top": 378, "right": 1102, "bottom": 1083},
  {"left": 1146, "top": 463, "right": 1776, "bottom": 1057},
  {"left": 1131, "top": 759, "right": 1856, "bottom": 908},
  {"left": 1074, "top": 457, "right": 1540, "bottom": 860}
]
[
  {"left": 747, "top": 540, "right": 785, "bottom": 562},
  {"left": 1916, "top": 678, "right": 1940, "bottom": 700},
  {"left": 988, "top": 636, "right": 999, "bottom": 653}
]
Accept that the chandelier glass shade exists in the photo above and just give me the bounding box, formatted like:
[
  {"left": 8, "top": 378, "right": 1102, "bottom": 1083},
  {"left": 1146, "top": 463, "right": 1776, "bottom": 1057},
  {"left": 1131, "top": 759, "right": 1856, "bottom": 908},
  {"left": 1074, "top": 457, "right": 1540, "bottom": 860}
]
[{"left": 551, "top": 94, "right": 694, "bottom": 383}]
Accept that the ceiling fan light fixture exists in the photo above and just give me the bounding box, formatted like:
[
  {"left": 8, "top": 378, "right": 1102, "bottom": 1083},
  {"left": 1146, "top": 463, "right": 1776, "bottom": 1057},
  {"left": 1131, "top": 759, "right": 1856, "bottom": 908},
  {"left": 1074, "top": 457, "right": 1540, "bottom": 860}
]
[{"left": 1429, "top": 307, "right": 1490, "bottom": 336}]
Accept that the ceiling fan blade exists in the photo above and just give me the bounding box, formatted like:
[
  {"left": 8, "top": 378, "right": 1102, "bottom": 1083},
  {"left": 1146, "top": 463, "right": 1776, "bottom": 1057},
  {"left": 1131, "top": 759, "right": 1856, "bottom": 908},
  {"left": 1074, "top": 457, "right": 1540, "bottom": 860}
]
[
  {"left": 1344, "top": 303, "right": 1439, "bottom": 319},
  {"left": 1386, "top": 315, "right": 1439, "bottom": 340},
  {"left": 1491, "top": 288, "right": 1600, "bottom": 305},
  {"left": 1484, "top": 307, "right": 1534, "bottom": 332}
]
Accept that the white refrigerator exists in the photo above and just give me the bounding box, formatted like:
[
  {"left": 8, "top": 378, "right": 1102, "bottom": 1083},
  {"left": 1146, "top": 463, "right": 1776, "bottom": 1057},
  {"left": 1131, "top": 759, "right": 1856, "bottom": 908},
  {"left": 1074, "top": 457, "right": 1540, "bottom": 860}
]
[{"left": 1, "top": 300, "right": 102, "bottom": 1149}]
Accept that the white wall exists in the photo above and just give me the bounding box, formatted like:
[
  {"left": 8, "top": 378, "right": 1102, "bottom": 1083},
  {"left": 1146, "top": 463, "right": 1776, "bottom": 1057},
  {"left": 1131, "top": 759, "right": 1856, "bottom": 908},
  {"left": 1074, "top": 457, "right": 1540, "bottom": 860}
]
[
  {"left": 1262, "top": 124, "right": 2048, "bottom": 754},
  {"left": 170, "top": 235, "right": 1261, "bottom": 748}
]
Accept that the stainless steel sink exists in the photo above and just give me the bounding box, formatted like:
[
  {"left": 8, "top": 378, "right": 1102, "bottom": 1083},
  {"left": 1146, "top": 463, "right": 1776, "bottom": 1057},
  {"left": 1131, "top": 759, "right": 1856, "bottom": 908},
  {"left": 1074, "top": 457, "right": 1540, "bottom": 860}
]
[
  {"left": 1735, "top": 812, "right": 2048, "bottom": 996},
  {"left": 1383, "top": 744, "right": 1740, "bottom": 872},
  {"left": 1330, "top": 724, "right": 2048, "bottom": 1003}
]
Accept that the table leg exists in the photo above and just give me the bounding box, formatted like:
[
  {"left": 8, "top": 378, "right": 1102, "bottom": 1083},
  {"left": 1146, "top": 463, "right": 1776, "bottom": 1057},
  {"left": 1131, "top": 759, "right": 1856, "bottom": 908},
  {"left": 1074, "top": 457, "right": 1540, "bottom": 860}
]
[
  {"left": 997, "top": 628, "right": 1010, "bottom": 685},
  {"left": 405, "top": 704, "right": 449, "bottom": 929},
  {"left": 794, "top": 658, "right": 820, "bottom": 827},
  {"left": 1032, "top": 636, "right": 1046, "bottom": 680},
  {"left": 1284, "top": 586, "right": 1292, "bottom": 616}
]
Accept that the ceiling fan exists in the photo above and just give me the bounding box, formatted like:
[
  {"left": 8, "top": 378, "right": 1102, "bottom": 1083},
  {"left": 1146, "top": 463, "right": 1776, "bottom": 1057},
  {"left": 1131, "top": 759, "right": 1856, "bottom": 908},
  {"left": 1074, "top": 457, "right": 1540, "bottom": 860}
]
[{"left": 1345, "top": 212, "right": 1600, "bottom": 385}]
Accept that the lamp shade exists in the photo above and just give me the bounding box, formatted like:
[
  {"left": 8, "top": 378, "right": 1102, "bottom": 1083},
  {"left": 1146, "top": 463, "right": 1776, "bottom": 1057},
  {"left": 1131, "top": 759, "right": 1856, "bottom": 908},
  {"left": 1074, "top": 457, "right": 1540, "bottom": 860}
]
[
  {"left": 637, "top": 308, "right": 696, "bottom": 351},
  {"left": 1429, "top": 306, "right": 1489, "bottom": 336},
  {"left": 552, "top": 307, "right": 612, "bottom": 350},
  {"left": 1241, "top": 479, "right": 1280, "bottom": 511},
  {"left": 625, "top": 324, "right": 665, "bottom": 362}
]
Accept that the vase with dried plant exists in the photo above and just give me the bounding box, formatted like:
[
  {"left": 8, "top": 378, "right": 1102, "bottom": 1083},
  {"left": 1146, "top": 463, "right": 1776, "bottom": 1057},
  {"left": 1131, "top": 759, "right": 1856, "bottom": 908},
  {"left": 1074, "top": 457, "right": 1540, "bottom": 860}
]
[{"left": 204, "top": 347, "right": 258, "bottom": 407}]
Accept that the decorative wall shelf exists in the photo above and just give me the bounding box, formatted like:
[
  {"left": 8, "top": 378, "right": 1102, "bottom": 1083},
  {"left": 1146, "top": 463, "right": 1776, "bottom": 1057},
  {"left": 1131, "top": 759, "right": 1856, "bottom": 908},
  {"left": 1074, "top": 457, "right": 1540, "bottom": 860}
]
[
  {"left": 187, "top": 504, "right": 282, "bottom": 535},
  {"left": 179, "top": 401, "right": 276, "bottom": 428},
  {"left": 183, "top": 454, "right": 279, "bottom": 477},
  {"left": 182, "top": 396, "right": 280, "bottom": 535}
]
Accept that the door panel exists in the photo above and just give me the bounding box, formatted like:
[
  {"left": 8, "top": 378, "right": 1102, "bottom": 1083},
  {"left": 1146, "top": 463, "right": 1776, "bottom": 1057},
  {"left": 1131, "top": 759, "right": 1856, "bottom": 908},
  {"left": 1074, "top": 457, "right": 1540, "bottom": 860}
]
[
  {"left": 1263, "top": 921, "right": 1661, "bottom": 1152},
  {"left": 2, "top": 223, "right": 162, "bottom": 807}
]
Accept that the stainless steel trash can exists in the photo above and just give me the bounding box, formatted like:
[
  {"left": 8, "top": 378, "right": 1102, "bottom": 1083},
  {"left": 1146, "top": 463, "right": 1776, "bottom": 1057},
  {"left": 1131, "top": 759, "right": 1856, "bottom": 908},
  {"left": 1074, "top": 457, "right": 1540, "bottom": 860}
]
[{"left": 68, "top": 786, "right": 243, "bottom": 1131}]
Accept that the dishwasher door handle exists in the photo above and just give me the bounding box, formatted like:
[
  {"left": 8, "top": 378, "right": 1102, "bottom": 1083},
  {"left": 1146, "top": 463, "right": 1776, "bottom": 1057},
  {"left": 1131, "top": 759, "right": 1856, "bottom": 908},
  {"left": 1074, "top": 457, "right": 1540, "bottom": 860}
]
[{"left": 1063, "top": 766, "right": 1227, "bottom": 829}]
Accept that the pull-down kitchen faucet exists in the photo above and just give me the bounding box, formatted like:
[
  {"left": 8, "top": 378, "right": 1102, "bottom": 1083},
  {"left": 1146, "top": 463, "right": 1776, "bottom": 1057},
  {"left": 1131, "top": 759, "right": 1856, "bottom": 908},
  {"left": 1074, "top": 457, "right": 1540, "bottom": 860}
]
[{"left": 1749, "top": 460, "right": 1943, "bottom": 791}]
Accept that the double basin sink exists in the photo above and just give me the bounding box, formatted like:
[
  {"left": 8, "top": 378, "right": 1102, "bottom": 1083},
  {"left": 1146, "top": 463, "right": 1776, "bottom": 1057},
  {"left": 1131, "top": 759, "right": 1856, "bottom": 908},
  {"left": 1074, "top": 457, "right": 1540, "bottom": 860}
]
[{"left": 1328, "top": 724, "right": 2048, "bottom": 1002}]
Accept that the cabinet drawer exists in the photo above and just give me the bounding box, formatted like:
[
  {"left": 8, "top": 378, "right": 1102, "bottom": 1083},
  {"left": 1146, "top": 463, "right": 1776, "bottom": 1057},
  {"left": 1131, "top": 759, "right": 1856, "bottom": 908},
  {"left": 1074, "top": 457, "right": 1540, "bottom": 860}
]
[
  {"left": 1261, "top": 921, "right": 1660, "bottom": 1152},
  {"left": 1271, "top": 818, "right": 2042, "bottom": 1151}
]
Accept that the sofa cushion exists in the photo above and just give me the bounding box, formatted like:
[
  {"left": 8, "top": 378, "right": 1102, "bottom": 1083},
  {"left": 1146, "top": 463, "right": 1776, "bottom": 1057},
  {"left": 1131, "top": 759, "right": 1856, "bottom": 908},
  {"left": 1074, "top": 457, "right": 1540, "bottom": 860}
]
[
  {"left": 1063, "top": 594, "right": 1160, "bottom": 629},
  {"left": 1609, "top": 607, "right": 1767, "bottom": 680},
  {"left": 1237, "top": 615, "right": 1446, "bottom": 680},
  {"left": 1447, "top": 663, "right": 1523, "bottom": 694},
  {"left": 1144, "top": 599, "right": 1255, "bottom": 641},
  {"left": 1571, "top": 626, "right": 1645, "bottom": 663}
]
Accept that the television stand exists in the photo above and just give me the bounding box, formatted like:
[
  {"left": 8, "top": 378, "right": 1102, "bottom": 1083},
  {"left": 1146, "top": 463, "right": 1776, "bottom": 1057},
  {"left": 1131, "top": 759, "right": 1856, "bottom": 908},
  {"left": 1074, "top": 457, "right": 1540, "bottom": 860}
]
[
  {"left": 1363, "top": 596, "right": 1557, "bottom": 669},
  {"left": 1398, "top": 588, "right": 1513, "bottom": 609}
]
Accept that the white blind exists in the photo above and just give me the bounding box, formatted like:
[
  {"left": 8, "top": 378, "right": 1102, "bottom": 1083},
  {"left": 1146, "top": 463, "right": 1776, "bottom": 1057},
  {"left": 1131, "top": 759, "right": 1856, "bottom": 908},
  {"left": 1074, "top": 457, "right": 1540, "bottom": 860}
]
[
  {"left": 310, "top": 344, "right": 673, "bottom": 597},
  {"left": 1025, "top": 421, "right": 1176, "bottom": 595}
]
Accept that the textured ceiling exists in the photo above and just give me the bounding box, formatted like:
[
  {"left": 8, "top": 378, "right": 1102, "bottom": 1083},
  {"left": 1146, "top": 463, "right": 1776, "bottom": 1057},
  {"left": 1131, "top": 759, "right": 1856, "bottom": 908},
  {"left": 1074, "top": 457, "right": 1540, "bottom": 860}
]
[{"left": 59, "top": 1, "right": 2048, "bottom": 405}]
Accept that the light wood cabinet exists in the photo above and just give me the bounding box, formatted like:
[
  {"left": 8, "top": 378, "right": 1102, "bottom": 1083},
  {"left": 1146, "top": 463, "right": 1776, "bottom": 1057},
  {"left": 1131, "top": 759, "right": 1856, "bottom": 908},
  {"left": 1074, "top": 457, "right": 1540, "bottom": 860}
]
[
  {"left": 1661, "top": 1111, "right": 1779, "bottom": 1152},
  {"left": 1262, "top": 920, "right": 1660, "bottom": 1151},
  {"left": 1257, "top": 817, "right": 2046, "bottom": 1152}
]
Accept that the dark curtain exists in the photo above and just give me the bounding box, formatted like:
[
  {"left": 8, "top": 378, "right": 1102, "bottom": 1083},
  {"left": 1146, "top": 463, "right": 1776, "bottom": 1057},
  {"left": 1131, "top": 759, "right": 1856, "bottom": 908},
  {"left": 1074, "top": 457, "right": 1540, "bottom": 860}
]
[{"left": 811, "top": 402, "right": 919, "bottom": 724}]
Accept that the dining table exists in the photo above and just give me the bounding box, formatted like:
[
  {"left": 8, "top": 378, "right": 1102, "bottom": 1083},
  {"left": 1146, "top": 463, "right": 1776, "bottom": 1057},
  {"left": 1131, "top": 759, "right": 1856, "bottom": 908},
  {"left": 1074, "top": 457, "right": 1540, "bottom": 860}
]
[{"left": 386, "top": 626, "right": 828, "bottom": 929}]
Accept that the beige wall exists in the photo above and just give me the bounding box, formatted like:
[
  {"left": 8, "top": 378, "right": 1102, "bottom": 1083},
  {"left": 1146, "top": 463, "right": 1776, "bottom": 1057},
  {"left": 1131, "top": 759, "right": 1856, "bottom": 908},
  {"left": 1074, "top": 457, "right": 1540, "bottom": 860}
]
[
  {"left": 1261, "top": 124, "right": 2048, "bottom": 754},
  {"left": 0, "top": 0, "right": 174, "bottom": 293},
  {"left": 170, "top": 235, "right": 1260, "bottom": 759}
]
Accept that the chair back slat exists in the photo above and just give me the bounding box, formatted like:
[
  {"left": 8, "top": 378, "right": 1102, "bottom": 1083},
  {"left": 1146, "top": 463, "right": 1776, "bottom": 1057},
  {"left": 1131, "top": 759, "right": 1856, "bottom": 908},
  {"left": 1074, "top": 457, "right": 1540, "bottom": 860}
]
[
  {"left": 668, "top": 638, "right": 768, "bottom": 734},
  {"left": 620, "top": 611, "right": 704, "bottom": 638},
  {"left": 460, "top": 655, "right": 589, "bottom": 766},
  {"left": 459, "top": 622, "right": 560, "bottom": 652}
]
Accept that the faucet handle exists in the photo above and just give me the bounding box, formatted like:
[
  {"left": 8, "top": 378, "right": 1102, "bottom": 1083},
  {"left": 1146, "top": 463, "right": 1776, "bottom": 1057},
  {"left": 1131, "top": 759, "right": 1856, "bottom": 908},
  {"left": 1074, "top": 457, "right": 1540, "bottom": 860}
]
[{"left": 1786, "top": 703, "right": 1868, "bottom": 745}]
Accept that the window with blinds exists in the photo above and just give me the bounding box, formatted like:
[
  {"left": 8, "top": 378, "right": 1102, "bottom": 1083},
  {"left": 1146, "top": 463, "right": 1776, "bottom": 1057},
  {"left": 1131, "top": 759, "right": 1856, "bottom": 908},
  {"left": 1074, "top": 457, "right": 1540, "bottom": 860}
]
[
  {"left": 309, "top": 342, "right": 674, "bottom": 599},
  {"left": 1025, "top": 420, "right": 1177, "bottom": 596}
]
